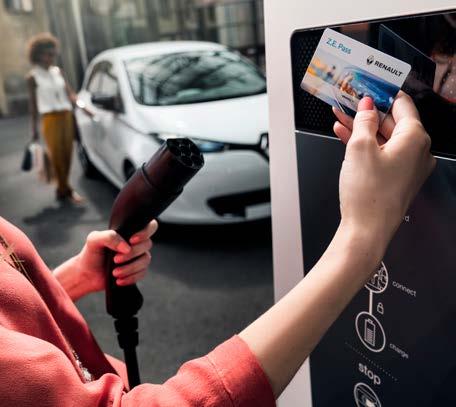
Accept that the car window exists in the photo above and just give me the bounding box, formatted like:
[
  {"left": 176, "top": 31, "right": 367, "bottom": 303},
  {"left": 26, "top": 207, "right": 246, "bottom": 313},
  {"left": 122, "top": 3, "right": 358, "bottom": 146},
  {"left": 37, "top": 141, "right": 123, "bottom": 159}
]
[
  {"left": 99, "top": 63, "right": 119, "bottom": 97},
  {"left": 86, "top": 63, "right": 104, "bottom": 93},
  {"left": 86, "top": 61, "right": 119, "bottom": 97},
  {"left": 124, "top": 50, "right": 267, "bottom": 106}
]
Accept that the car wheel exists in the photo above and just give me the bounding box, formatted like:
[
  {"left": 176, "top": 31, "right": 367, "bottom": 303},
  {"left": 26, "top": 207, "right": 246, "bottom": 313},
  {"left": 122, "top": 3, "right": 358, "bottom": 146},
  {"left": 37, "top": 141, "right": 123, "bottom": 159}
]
[
  {"left": 124, "top": 161, "right": 136, "bottom": 181},
  {"left": 78, "top": 143, "right": 99, "bottom": 178}
]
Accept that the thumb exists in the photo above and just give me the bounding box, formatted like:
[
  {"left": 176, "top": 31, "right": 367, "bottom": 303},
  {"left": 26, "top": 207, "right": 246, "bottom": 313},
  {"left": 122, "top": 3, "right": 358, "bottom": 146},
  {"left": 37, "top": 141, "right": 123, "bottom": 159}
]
[
  {"left": 349, "top": 97, "right": 379, "bottom": 146},
  {"left": 86, "top": 230, "right": 131, "bottom": 254}
]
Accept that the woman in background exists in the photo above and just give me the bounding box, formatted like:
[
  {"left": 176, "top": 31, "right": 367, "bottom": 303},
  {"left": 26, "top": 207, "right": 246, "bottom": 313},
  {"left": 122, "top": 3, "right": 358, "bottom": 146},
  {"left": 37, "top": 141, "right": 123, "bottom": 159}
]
[{"left": 26, "top": 32, "right": 83, "bottom": 204}]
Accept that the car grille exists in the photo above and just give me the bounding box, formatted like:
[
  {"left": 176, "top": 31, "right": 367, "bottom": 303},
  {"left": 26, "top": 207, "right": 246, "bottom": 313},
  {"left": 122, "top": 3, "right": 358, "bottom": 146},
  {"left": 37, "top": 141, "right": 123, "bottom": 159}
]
[{"left": 207, "top": 188, "right": 270, "bottom": 218}]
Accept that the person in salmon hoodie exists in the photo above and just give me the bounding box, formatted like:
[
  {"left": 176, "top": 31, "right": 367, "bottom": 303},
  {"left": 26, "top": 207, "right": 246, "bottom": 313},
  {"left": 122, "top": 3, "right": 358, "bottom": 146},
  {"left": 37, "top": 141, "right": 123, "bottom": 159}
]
[{"left": 0, "top": 93, "right": 434, "bottom": 406}]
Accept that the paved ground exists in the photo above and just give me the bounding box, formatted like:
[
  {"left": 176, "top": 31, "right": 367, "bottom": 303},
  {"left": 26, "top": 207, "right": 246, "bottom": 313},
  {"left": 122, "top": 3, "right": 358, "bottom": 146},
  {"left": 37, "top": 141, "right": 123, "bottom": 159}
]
[{"left": 0, "top": 115, "right": 273, "bottom": 383}]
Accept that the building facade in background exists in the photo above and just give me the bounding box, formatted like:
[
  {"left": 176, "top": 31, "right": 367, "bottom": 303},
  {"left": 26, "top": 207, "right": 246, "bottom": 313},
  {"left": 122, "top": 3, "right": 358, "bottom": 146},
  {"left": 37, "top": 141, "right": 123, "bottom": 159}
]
[
  {"left": 75, "top": 0, "right": 264, "bottom": 65},
  {"left": 0, "top": 0, "right": 48, "bottom": 116},
  {"left": 0, "top": 0, "right": 264, "bottom": 117}
]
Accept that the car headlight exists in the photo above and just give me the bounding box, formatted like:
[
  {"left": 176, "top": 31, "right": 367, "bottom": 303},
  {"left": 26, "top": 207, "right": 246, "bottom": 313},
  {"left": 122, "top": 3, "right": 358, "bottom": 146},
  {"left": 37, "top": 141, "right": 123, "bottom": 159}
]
[{"left": 151, "top": 133, "right": 226, "bottom": 153}]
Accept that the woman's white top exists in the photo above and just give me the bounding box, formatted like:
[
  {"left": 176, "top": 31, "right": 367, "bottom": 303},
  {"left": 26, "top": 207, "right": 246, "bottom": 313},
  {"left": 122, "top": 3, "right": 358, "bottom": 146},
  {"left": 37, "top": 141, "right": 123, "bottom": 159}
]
[{"left": 30, "top": 65, "right": 73, "bottom": 114}]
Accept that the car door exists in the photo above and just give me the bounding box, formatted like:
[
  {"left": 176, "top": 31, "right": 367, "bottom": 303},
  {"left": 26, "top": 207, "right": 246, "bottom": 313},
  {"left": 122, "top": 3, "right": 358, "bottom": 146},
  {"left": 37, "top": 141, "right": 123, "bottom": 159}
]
[
  {"left": 93, "top": 62, "right": 126, "bottom": 180},
  {"left": 79, "top": 62, "right": 105, "bottom": 157}
]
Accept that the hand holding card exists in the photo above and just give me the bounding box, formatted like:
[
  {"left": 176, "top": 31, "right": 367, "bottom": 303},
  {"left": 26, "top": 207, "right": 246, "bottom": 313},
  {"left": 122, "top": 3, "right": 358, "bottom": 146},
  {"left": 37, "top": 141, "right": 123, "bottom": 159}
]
[{"left": 332, "top": 91, "right": 417, "bottom": 147}]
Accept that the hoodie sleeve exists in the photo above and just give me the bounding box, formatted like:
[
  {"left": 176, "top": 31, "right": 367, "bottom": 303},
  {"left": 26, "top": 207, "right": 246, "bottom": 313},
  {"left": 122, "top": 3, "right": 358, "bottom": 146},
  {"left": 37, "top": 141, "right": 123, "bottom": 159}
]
[{"left": 0, "top": 328, "right": 276, "bottom": 407}]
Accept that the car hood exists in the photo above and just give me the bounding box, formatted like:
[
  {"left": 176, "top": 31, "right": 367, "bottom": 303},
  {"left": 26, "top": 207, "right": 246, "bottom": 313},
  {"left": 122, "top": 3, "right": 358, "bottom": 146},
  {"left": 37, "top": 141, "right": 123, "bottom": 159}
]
[{"left": 131, "top": 93, "right": 268, "bottom": 145}]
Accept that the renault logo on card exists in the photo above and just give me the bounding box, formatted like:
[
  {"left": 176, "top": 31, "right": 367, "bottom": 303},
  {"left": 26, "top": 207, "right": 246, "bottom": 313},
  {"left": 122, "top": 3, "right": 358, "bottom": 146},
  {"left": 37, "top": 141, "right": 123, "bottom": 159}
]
[
  {"left": 374, "top": 60, "right": 403, "bottom": 77},
  {"left": 367, "top": 55, "right": 403, "bottom": 77}
]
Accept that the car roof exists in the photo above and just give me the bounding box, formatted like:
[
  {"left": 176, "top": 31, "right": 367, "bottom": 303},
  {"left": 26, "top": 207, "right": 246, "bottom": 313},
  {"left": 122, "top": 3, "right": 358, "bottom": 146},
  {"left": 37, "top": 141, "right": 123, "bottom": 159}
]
[{"left": 93, "top": 41, "right": 227, "bottom": 63}]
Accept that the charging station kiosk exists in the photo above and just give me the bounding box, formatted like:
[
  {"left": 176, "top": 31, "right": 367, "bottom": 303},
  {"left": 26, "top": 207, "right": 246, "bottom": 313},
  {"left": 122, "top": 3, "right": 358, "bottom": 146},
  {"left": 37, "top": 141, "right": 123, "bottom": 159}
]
[{"left": 265, "top": 1, "right": 456, "bottom": 406}]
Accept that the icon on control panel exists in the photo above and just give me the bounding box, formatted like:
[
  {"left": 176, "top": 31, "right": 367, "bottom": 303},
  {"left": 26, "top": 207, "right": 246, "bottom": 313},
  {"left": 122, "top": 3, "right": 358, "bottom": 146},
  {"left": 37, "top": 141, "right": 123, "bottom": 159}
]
[
  {"left": 364, "top": 318, "right": 376, "bottom": 347},
  {"left": 365, "top": 262, "right": 388, "bottom": 294},
  {"left": 354, "top": 382, "right": 382, "bottom": 407},
  {"left": 356, "top": 312, "right": 386, "bottom": 352}
]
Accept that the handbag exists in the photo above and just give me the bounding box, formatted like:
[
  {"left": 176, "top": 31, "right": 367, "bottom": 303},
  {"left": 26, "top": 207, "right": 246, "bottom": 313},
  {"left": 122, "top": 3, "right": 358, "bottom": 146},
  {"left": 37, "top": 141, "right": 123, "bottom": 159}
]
[
  {"left": 22, "top": 142, "right": 54, "bottom": 183},
  {"left": 21, "top": 144, "right": 33, "bottom": 171}
]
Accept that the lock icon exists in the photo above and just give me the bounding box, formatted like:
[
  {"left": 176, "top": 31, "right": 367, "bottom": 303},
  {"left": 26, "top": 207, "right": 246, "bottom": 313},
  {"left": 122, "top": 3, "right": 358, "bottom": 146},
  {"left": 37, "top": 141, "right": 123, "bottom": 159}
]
[{"left": 377, "top": 302, "right": 384, "bottom": 315}]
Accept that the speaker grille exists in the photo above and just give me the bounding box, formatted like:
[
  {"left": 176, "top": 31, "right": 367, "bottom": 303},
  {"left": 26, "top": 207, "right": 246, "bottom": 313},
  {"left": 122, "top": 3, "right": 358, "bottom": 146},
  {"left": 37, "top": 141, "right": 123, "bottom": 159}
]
[{"left": 291, "top": 29, "right": 336, "bottom": 136}]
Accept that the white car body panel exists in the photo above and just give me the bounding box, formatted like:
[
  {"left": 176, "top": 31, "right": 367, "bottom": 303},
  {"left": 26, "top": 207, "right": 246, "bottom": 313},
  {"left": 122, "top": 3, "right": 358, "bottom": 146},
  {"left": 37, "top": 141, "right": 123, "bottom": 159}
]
[{"left": 133, "top": 94, "right": 268, "bottom": 144}]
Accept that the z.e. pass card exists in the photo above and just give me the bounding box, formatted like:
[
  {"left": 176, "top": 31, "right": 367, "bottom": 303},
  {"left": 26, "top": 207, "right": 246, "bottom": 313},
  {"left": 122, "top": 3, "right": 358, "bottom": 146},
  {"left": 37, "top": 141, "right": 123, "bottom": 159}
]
[{"left": 301, "top": 28, "right": 411, "bottom": 120}]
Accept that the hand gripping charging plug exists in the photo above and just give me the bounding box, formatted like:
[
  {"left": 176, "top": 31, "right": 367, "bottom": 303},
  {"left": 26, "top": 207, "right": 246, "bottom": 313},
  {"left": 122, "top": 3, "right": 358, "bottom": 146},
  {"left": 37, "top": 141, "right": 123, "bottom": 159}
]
[{"left": 106, "top": 138, "right": 204, "bottom": 389}]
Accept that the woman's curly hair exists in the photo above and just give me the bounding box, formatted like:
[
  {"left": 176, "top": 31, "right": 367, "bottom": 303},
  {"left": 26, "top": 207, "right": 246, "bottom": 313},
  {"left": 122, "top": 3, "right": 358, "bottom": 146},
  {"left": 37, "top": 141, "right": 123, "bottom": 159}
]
[{"left": 27, "top": 32, "right": 59, "bottom": 64}]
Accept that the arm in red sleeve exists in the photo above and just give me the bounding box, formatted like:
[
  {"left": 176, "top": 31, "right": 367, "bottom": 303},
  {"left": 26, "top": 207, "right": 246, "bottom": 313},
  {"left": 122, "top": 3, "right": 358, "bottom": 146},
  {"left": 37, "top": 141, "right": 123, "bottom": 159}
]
[
  {"left": 0, "top": 327, "right": 275, "bottom": 407},
  {"left": 123, "top": 336, "right": 276, "bottom": 407}
]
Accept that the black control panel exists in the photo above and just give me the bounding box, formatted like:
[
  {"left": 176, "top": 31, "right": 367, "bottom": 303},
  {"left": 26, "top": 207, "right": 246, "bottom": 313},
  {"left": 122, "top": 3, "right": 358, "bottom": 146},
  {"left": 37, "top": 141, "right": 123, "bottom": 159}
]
[{"left": 292, "top": 10, "right": 456, "bottom": 407}]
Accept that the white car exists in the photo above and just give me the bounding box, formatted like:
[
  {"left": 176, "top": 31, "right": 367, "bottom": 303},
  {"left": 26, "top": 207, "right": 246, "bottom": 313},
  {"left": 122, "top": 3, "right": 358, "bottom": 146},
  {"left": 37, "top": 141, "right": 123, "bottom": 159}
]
[{"left": 75, "top": 41, "right": 270, "bottom": 224}]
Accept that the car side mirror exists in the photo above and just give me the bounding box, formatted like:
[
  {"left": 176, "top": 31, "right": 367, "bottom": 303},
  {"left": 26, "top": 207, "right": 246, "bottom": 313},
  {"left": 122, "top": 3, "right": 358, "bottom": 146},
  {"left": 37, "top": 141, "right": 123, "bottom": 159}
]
[{"left": 91, "top": 93, "right": 122, "bottom": 112}]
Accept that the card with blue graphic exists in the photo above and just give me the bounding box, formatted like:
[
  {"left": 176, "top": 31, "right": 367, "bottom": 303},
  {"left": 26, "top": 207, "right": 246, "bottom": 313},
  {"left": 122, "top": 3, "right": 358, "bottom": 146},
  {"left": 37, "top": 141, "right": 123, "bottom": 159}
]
[{"left": 301, "top": 28, "right": 411, "bottom": 120}]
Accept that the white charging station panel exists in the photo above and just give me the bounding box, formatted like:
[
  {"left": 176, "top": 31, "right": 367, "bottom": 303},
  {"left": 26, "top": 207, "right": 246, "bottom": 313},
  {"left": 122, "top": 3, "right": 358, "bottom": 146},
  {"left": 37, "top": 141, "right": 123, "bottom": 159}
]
[{"left": 265, "top": 1, "right": 456, "bottom": 406}]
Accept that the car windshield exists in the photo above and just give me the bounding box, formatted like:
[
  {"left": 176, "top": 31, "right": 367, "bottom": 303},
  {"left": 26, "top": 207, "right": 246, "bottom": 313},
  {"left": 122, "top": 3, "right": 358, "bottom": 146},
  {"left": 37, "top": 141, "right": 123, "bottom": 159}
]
[{"left": 124, "top": 50, "right": 267, "bottom": 106}]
